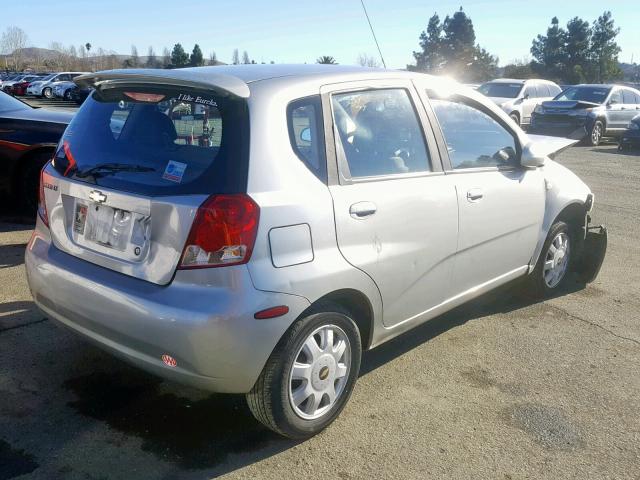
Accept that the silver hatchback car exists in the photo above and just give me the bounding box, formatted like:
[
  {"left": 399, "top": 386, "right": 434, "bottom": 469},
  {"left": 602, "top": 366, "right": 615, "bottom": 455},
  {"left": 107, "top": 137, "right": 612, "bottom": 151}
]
[{"left": 26, "top": 65, "right": 607, "bottom": 438}]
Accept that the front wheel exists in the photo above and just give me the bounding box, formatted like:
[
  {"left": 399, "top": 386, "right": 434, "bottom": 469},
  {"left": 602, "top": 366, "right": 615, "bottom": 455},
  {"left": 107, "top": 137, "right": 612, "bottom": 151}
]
[
  {"left": 529, "top": 221, "right": 573, "bottom": 296},
  {"left": 509, "top": 113, "right": 520, "bottom": 125},
  {"left": 247, "top": 304, "right": 362, "bottom": 439},
  {"left": 588, "top": 120, "right": 604, "bottom": 146},
  {"left": 43, "top": 87, "right": 52, "bottom": 99}
]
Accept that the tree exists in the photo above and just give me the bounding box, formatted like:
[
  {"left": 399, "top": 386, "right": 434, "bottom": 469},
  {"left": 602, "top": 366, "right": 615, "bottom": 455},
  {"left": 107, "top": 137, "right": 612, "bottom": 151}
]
[
  {"left": 170, "top": 43, "right": 189, "bottom": 68},
  {"left": 190, "top": 44, "right": 204, "bottom": 67},
  {"left": 408, "top": 8, "right": 497, "bottom": 82},
  {"left": 209, "top": 51, "right": 217, "bottom": 65},
  {"left": 232, "top": 48, "right": 240, "bottom": 65},
  {"left": 316, "top": 55, "right": 337, "bottom": 64},
  {"left": 162, "top": 47, "right": 171, "bottom": 68},
  {"left": 502, "top": 60, "right": 536, "bottom": 79},
  {"left": 0, "top": 26, "right": 29, "bottom": 71},
  {"left": 242, "top": 50, "right": 250, "bottom": 64},
  {"left": 410, "top": 13, "right": 445, "bottom": 73},
  {"left": 356, "top": 53, "right": 380, "bottom": 67},
  {"left": 129, "top": 45, "right": 139, "bottom": 68},
  {"left": 590, "top": 11, "right": 622, "bottom": 82},
  {"left": 146, "top": 46, "right": 158, "bottom": 68},
  {"left": 564, "top": 17, "right": 591, "bottom": 83},
  {"left": 530, "top": 16, "right": 566, "bottom": 81}
]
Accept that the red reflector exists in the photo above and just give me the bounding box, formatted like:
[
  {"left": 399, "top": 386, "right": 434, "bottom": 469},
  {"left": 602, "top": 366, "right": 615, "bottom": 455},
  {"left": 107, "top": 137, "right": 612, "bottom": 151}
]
[
  {"left": 124, "top": 91, "right": 166, "bottom": 102},
  {"left": 254, "top": 305, "right": 290, "bottom": 320},
  {"left": 38, "top": 165, "right": 49, "bottom": 227},
  {"left": 161, "top": 354, "right": 177, "bottom": 367}
]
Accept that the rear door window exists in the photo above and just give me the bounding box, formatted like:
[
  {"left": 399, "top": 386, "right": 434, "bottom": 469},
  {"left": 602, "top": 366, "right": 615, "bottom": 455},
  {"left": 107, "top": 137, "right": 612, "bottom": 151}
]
[
  {"left": 53, "top": 87, "right": 249, "bottom": 195},
  {"left": 331, "top": 88, "right": 431, "bottom": 178},
  {"left": 622, "top": 90, "right": 636, "bottom": 105}
]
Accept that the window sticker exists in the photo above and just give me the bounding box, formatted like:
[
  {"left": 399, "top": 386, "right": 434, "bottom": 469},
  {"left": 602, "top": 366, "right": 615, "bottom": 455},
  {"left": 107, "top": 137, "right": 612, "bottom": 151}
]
[
  {"left": 162, "top": 160, "right": 187, "bottom": 183},
  {"left": 176, "top": 93, "right": 218, "bottom": 107}
]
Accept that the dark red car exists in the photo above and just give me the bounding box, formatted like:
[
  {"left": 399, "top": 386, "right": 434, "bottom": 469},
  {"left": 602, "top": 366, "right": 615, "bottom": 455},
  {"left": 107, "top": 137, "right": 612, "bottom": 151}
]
[{"left": 11, "top": 80, "right": 32, "bottom": 96}]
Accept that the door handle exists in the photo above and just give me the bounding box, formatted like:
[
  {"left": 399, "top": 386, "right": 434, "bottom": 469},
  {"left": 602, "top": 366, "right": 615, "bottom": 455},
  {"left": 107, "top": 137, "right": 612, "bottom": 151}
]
[
  {"left": 467, "top": 188, "right": 483, "bottom": 202},
  {"left": 349, "top": 201, "right": 377, "bottom": 219}
]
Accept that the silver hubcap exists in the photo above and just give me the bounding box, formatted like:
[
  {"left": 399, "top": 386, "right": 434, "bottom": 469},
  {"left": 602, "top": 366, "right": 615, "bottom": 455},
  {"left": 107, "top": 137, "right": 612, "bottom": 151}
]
[
  {"left": 592, "top": 124, "right": 602, "bottom": 143},
  {"left": 289, "top": 324, "right": 351, "bottom": 420},
  {"left": 543, "top": 232, "right": 570, "bottom": 288}
]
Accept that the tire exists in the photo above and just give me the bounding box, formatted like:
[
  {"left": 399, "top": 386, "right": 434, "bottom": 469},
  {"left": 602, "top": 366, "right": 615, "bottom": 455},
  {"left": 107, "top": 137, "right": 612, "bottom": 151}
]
[
  {"left": 43, "top": 87, "right": 52, "bottom": 99},
  {"left": 64, "top": 89, "right": 72, "bottom": 100},
  {"left": 529, "top": 221, "right": 573, "bottom": 297},
  {"left": 18, "top": 151, "right": 51, "bottom": 215},
  {"left": 247, "top": 303, "right": 362, "bottom": 439},
  {"left": 588, "top": 120, "right": 604, "bottom": 146},
  {"left": 509, "top": 113, "right": 520, "bottom": 126}
]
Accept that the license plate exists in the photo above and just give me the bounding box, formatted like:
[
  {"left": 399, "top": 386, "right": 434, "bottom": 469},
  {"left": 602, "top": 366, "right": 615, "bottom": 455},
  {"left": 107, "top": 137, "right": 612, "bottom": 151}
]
[{"left": 83, "top": 203, "right": 133, "bottom": 251}]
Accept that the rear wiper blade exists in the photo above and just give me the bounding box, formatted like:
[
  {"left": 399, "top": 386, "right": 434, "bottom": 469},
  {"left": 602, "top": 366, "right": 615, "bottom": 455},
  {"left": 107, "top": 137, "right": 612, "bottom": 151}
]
[{"left": 75, "top": 163, "right": 155, "bottom": 178}]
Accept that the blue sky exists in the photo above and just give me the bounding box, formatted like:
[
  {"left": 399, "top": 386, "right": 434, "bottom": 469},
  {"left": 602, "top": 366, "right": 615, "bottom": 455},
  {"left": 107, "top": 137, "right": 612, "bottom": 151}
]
[{"left": 3, "top": 0, "right": 639, "bottom": 67}]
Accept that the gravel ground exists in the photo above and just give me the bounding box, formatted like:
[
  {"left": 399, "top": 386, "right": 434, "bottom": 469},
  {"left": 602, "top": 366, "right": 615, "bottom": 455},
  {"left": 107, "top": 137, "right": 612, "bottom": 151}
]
[{"left": 0, "top": 144, "right": 639, "bottom": 480}]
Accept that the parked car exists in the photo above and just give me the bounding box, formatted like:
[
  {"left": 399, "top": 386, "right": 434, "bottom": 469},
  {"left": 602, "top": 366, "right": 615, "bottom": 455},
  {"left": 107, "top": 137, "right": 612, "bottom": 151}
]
[
  {"left": 26, "top": 72, "right": 88, "bottom": 98},
  {"left": 618, "top": 114, "right": 640, "bottom": 151},
  {"left": 2, "top": 74, "right": 40, "bottom": 94},
  {"left": 0, "top": 73, "right": 21, "bottom": 88},
  {"left": 69, "top": 85, "right": 93, "bottom": 105},
  {"left": 52, "top": 80, "right": 77, "bottom": 100},
  {"left": 10, "top": 75, "right": 43, "bottom": 96},
  {"left": 529, "top": 84, "right": 640, "bottom": 146},
  {"left": 477, "top": 79, "right": 562, "bottom": 127},
  {"left": 0, "top": 91, "right": 73, "bottom": 212},
  {"left": 25, "top": 65, "right": 607, "bottom": 439}
]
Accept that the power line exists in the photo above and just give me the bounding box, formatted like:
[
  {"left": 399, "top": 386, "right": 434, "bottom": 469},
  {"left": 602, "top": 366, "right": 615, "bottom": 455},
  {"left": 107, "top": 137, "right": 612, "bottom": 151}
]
[{"left": 360, "top": 0, "right": 386, "bottom": 69}]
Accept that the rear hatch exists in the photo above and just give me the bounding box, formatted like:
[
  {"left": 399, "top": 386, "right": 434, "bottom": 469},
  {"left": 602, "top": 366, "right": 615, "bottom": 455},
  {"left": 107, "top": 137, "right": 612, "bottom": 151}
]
[{"left": 43, "top": 78, "right": 250, "bottom": 285}]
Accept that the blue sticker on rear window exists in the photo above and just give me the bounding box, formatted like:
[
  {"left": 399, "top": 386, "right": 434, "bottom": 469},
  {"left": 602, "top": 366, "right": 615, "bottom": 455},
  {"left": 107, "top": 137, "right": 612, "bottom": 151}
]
[{"left": 162, "top": 160, "right": 187, "bottom": 183}]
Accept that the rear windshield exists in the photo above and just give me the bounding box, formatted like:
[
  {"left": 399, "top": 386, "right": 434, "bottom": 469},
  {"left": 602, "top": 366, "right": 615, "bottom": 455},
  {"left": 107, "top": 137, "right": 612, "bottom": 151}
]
[
  {"left": 553, "top": 86, "right": 611, "bottom": 104},
  {"left": 53, "top": 86, "right": 249, "bottom": 195},
  {"left": 478, "top": 82, "right": 523, "bottom": 98}
]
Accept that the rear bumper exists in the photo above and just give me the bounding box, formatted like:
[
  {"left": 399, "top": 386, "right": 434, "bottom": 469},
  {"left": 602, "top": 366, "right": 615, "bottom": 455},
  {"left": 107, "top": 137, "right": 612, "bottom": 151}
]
[
  {"left": 25, "top": 220, "right": 310, "bottom": 393},
  {"left": 619, "top": 132, "right": 640, "bottom": 147}
]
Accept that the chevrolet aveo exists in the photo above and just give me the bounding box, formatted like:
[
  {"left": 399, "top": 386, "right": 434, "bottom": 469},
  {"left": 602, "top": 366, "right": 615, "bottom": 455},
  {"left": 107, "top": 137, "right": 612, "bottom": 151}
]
[{"left": 25, "top": 65, "right": 607, "bottom": 438}]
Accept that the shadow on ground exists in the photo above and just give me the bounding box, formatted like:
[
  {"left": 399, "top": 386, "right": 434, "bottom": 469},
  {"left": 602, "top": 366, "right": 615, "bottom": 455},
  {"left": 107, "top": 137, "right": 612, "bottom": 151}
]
[{"left": 1, "top": 269, "right": 588, "bottom": 478}]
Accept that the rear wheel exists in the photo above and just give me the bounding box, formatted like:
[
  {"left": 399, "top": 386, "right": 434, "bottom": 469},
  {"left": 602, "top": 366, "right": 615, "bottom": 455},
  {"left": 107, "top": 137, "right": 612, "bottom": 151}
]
[
  {"left": 63, "top": 89, "right": 72, "bottom": 100},
  {"left": 247, "top": 303, "right": 362, "bottom": 439},
  {"left": 509, "top": 112, "right": 520, "bottom": 125}
]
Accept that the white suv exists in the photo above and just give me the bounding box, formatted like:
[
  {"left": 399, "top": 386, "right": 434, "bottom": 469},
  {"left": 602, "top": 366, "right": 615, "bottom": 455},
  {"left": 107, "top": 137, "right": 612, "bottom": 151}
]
[
  {"left": 26, "top": 72, "right": 89, "bottom": 98},
  {"left": 478, "top": 78, "right": 562, "bottom": 127}
]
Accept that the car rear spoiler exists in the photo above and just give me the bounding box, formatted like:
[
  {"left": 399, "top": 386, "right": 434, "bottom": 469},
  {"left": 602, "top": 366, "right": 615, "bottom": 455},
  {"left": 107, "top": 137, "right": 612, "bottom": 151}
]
[
  {"left": 525, "top": 134, "right": 579, "bottom": 160},
  {"left": 74, "top": 68, "right": 250, "bottom": 99}
]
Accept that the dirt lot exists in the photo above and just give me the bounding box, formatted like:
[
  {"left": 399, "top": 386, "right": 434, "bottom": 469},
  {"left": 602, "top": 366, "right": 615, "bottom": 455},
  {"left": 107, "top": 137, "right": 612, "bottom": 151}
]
[{"left": 1, "top": 144, "right": 639, "bottom": 480}]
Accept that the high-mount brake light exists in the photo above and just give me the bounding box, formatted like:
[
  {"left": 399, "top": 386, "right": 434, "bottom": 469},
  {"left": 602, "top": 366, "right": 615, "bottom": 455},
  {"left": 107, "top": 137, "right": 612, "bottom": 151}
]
[
  {"left": 123, "top": 92, "right": 166, "bottom": 102},
  {"left": 179, "top": 194, "right": 260, "bottom": 269}
]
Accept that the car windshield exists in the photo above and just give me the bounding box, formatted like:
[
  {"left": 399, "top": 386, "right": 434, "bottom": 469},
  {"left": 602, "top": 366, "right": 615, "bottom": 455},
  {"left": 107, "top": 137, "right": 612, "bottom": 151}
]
[
  {"left": 553, "top": 86, "right": 611, "bottom": 104},
  {"left": 40, "top": 74, "right": 56, "bottom": 82},
  {"left": 0, "top": 91, "right": 31, "bottom": 113},
  {"left": 477, "top": 82, "right": 523, "bottom": 98},
  {"left": 52, "top": 86, "right": 249, "bottom": 196}
]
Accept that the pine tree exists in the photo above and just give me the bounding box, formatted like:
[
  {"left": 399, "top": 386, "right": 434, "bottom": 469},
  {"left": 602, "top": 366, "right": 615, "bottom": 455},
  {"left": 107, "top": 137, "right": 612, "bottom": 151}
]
[
  {"left": 170, "top": 43, "right": 189, "bottom": 68},
  {"left": 190, "top": 44, "right": 204, "bottom": 67},
  {"left": 590, "top": 11, "right": 622, "bottom": 82}
]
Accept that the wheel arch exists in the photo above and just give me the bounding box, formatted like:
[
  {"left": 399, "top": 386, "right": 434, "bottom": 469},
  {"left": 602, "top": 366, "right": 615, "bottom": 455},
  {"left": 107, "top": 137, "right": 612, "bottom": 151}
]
[
  {"left": 11, "top": 145, "right": 56, "bottom": 196},
  {"left": 529, "top": 200, "right": 587, "bottom": 272},
  {"left": 299, "top": 288, "right": 374, "bottom": 351}
]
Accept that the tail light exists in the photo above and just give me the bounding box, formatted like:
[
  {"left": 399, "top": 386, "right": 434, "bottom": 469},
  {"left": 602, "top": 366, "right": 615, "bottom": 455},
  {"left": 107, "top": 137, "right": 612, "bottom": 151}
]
[
  {"left": 179, "top": 194, "right": 260, "bottom": 269},
  {"left": 38, "top": 165, "right": 49, "bottom": 227}
]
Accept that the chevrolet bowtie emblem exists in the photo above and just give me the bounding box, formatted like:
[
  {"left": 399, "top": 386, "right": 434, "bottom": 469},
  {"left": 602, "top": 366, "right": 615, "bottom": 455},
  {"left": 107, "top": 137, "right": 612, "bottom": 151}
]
[{"left": 89, "top": 190, "right": 107, "bottom": 203}]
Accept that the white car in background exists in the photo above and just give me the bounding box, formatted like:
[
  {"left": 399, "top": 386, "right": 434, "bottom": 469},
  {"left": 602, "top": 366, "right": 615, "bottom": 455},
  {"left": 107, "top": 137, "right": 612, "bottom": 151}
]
[
  {"left": 52, "top": 81, "right": 77, "bottom": 100},
  {"left": 478, "top": 78, "right": 562, "bottom": 127},
  {"left": 27, "top": 72, "right": 88, "bottom": 98}
]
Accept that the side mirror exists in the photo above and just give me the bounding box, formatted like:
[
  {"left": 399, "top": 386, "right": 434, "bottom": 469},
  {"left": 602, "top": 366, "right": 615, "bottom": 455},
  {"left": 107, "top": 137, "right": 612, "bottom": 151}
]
[
  {"left": 520, "top": 142, "right": 546, "bottom": 168},
  {"left": 523, "top": 93, "right": 530, "bottom": 100},
  {"left": 300, "top": 127, "right": 311, "bottom": 143}
]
